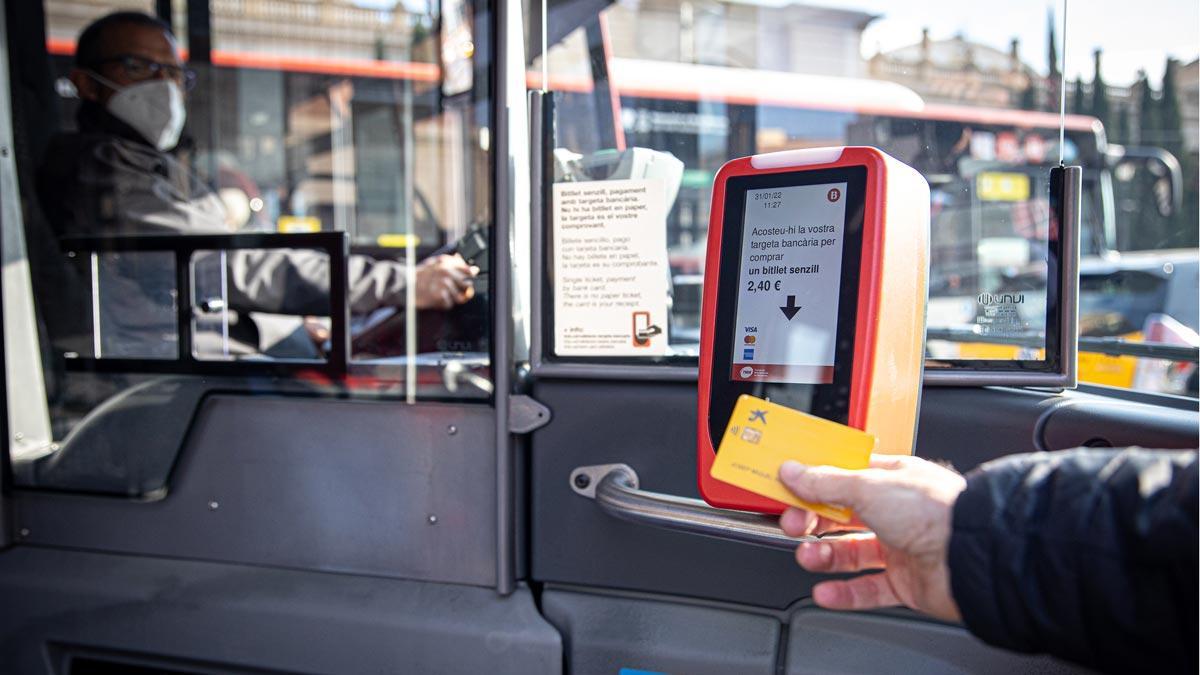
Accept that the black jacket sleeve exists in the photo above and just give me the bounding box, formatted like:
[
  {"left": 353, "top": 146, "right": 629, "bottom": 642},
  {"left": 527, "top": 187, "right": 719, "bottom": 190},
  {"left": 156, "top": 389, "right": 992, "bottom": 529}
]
[{"left": 948, "top": 448, "right": 1198, "bottom": 674}]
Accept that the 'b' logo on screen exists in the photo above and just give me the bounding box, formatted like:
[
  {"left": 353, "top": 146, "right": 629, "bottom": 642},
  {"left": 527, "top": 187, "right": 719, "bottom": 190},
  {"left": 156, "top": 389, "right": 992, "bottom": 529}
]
[{"left": 827, "top": 188, "right": 841, "bottom": 202}]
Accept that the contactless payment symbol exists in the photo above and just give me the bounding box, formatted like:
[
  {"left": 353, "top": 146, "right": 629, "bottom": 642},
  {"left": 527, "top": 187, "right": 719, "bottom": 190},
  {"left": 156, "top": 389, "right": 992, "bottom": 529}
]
[{"left": 827, "top": 187, "right": 841, "bottom": 203}]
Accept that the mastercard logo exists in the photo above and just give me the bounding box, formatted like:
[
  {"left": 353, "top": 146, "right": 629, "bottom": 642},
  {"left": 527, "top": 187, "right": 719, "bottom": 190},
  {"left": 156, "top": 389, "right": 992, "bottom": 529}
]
[{"left": 744, "top": 335, "right": 756, "bottom": 344}]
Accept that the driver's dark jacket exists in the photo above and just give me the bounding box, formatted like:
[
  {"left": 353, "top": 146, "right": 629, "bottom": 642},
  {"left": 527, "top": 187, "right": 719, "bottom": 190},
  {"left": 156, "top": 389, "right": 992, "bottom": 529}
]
[
  {"left": 949, "top": 447, "right": 1197, "bottom": 674},
  {"left": 37, "top": 103, "right": 411, "bottom": 355}
]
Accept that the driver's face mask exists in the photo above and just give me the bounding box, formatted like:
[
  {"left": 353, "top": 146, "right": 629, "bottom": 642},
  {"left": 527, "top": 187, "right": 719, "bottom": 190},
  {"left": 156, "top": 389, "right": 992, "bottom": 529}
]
[{"left": 90, "top": 72, "right": 186, "bottom": 151}]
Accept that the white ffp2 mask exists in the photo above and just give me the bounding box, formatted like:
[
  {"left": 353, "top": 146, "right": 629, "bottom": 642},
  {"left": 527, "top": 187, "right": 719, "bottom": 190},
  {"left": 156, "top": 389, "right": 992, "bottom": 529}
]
[{"left": 94, "top": 75, "right": 187, "bottom": 151}]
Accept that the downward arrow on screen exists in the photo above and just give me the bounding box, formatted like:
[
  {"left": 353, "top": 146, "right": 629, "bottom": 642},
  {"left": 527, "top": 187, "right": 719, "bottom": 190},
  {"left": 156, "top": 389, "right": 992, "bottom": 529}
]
[{"left": 780, "top": 295, "right": 801, "bottom": 320}]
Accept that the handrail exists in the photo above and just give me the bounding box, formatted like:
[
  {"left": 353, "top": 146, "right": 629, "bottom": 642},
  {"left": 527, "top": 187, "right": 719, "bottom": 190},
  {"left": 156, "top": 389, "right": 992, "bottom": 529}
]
[
  {"left": 926, "top": 326, "right": 1046, "bottom": 349},
  {"left": 927, "top": 326, "right": 1199, "bottom": 363},
  {"left": 1078, "top": 337, "right": 1199, "bottom": 362},
  {"left": 570, "top": 464, "right": 814, "bottom": 551}
]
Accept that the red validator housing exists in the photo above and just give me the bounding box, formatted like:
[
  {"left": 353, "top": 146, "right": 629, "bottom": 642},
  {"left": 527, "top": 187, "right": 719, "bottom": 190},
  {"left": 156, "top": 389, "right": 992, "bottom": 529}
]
[{"left": 698, "top": 147, "right": 930, "bottom": 513}]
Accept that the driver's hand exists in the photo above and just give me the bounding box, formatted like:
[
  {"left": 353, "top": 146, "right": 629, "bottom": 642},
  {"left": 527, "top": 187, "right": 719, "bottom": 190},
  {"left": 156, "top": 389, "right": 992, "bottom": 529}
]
[
  {"left": 413, "top": 253, "right": 479, "bottom": 310},
  {"left": 778, "top": 454, "right": 966, "bottom": 622},
  {"left": 303, "top": 316, "right": 331, "bottom": 345}
]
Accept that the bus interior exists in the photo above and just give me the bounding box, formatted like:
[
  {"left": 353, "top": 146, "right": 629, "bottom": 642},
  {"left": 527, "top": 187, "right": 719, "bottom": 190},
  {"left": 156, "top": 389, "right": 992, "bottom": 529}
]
[{"left": 0, "top": 0, "right": 1196, "bottom": 673}]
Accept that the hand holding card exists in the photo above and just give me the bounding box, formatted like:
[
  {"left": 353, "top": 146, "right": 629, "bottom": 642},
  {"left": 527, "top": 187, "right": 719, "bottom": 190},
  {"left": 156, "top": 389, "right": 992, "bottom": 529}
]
[{"left": 709, "top": 394, "right": 876, "bottom": 522}]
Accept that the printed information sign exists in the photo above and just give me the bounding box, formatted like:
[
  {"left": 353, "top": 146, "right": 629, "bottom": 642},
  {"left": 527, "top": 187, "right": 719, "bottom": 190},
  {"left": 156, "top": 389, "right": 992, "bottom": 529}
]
[{"left": 553, "top": 179, "right": 670, "bottom": 356}]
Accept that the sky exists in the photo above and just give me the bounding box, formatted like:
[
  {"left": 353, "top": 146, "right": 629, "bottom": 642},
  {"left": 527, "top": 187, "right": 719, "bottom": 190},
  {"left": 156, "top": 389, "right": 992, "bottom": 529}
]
[{"left": 808, "top": 0, "right": 1199, "bottom": 86}]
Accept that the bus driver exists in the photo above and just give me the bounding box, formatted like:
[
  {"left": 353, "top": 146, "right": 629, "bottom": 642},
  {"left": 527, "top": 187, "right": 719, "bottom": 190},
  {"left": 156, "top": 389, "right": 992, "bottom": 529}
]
[{"left": 36, "top": 11, "right": 476, "bottom": 358}]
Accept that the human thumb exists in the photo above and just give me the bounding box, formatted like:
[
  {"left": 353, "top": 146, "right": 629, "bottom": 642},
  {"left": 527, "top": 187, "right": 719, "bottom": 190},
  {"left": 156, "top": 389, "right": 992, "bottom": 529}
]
[{"left": 779, "top": 461, "right": 867, "bottom": 510}]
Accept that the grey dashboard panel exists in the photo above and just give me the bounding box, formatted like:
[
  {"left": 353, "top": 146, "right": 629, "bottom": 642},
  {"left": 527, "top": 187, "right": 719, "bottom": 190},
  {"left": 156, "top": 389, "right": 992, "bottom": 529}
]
[
  {"left": 542, "top": 588, "right": 779, "bottom": 675},
  {"left": 529, "top": 379, "right": 1198, "bottom": 609},
  {"left": 0, "top": 547, "right": 561, "bottom": 674},
  {"left": 13, "top": 395, "right": 498, "bottom": 586},
  {"left": 784, "top": 610, "right": 1093, "bottom": 675}
]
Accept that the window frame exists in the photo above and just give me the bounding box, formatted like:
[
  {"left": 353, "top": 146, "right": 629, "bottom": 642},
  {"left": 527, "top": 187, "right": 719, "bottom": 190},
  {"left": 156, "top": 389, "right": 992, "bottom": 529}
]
[
  {"left": 7, "top": 0, "right": 503, "bottom": 395},
  {"left": 58, "top": 231, "right": 351, "bottom": 378}
]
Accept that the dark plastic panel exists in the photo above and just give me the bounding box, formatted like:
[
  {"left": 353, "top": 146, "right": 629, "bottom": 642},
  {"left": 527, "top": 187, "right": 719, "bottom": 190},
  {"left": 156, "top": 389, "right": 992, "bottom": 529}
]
[
  {"left": 915, "top": 387, "right": 1060, "bottom": 471},
  {"left": 530, "top": 379, "right": 821, "bottom": 609},
  {"left": 1040, "top": 398, "right": 1198, "bottom": 451},
  {"left": 542, "top": 588, "right": 779, "bottom": 675},
  {"left": 0, "top": 547, "right": 560, "bottom": 674},
  {"left": 14, "top": 395, "right": 498, "bottom": 586},
  {"left": 15, "top": 375, "right": 212, "bottom": 495},
  {"left": 784, "top": 610, "right": 1092, "bottom": 674}
]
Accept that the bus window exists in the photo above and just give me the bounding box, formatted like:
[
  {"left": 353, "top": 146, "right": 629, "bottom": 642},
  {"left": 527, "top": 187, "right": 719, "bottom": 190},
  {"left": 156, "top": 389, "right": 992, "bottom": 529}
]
[
  {"left": 1072, "top": 5, "right": 1199, "bottom": 396},
  {"left": 4, "top": 0, "right": 494, "bottom": 494},
  {"left": 535, "top": 0, "right": 1198, "bottom": 395}
]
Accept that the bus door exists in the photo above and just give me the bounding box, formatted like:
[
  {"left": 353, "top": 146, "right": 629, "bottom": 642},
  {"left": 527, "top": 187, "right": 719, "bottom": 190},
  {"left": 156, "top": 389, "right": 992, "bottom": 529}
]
[{"left": 522, "top": 4, "right": 1200, "bottom": 673}]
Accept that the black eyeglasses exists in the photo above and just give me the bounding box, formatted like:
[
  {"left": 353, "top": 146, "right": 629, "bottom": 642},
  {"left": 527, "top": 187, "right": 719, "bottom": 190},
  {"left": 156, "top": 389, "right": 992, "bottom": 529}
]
[{"left": 92, "top": 54, "right": 198, "bottom": 90}]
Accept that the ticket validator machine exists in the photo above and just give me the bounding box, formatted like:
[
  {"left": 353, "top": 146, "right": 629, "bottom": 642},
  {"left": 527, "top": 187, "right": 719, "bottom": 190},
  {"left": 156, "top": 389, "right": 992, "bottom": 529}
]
[{"left": 698, "top": 147, "right": 931, "bottom": 513}]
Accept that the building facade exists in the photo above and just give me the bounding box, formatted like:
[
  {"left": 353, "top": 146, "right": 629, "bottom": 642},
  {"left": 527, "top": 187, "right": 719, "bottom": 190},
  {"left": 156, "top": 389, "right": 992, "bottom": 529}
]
[
  {"left": 868, "top": 29, "right": 1037, "bottom": 108},
  {"left": 603, "top": 0, "right": 876, "bottom": 78}
]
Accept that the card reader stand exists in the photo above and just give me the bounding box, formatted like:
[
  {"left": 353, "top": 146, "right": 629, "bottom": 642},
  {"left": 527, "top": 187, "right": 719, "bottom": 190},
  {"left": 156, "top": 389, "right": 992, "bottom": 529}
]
[{"left": 698, "top": 147, "right": 930, "bottom": 513}]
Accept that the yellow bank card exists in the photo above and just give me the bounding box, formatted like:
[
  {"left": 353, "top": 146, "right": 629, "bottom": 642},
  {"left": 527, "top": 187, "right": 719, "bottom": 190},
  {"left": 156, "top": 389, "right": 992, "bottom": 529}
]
[{"left": 710, "top": 394, "right": 876, "bottom": 522}]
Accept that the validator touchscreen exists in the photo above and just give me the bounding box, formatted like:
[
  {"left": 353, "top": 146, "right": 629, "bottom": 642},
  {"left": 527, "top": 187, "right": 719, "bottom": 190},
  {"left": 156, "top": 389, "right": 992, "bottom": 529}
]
[{"left": 730, "top": 182, "right": 848, "bottom": 384}]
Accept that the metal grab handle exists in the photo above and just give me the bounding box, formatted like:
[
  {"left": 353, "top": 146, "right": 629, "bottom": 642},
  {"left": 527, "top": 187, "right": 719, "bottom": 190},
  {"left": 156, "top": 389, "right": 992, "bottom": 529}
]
[{"left": 569, "top": 464, "right": 815, "bottom": 551}]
